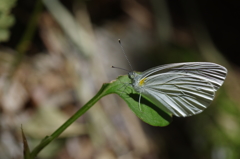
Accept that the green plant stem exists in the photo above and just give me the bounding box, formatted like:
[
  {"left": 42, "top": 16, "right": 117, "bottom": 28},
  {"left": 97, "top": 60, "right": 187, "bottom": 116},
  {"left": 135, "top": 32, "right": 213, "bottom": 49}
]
[
  {"left": 30, "top": 84, "right": 108, "bottom": 158},
  {"left": 16, "top": 0, "right": 43, "bottom": 54}
]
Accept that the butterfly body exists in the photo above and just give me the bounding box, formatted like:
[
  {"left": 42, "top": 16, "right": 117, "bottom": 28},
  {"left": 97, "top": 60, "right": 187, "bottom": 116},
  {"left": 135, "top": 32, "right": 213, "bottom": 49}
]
[
  {"left": 128, "top": 62, "right": 227, "bottom": 117},
  {"left": 128, "top": 72, "right": 144, "bottom": 91}
]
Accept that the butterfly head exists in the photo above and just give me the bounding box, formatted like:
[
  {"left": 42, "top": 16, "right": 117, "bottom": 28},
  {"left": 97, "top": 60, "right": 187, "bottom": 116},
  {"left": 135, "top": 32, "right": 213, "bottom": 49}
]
[
  {"left": 128, "top": 71, "right": 145, "bottom": 90},
  {"left": 128, "top": 71, "right": 138, "bottom": 89},
  {"left": 128, "top": 71, "right": 137, "bottom": 79}
]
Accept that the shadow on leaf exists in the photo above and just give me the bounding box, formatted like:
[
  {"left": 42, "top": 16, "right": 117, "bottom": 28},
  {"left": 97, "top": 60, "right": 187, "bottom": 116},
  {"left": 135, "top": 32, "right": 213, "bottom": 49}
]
[{"left": 129, "top": 93, "right": 172, "bottom": 123}]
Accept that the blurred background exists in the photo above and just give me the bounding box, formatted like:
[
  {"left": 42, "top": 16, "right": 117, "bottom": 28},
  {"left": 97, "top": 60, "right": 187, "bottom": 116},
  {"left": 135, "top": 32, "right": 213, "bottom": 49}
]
[{"left": 0, "top": 0, "right": 240, "bottom": 158}]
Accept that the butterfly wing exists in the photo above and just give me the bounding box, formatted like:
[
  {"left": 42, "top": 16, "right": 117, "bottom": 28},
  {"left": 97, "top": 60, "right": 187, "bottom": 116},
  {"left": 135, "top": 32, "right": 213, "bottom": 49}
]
[{"left": 139, "top": 62, "right": 227, "bottom": 117}]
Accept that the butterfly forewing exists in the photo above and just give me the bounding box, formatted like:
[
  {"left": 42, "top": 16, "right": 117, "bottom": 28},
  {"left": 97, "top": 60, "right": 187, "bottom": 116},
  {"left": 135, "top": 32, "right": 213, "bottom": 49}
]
[
  {"left": 137, "top": 62, "right": 227, "bottom": 117},
  {"left": 141, "top": 62, "right": 227, "bottom": 90}
]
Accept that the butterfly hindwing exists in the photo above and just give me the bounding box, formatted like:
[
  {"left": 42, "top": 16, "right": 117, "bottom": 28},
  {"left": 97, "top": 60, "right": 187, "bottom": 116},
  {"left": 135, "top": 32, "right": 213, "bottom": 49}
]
[{"left": 137, "top": 62, "right": 227, "bottom": 117}]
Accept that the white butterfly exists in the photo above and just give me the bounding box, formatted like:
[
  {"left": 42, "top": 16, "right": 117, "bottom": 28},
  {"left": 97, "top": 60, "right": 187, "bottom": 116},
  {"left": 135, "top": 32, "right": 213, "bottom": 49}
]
[{"left": 128, "top": 62, "right": 227, "bottom": 117}]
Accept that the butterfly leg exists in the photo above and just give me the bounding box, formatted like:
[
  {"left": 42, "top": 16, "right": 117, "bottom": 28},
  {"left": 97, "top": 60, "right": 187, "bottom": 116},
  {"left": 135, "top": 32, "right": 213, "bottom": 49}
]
[
  {"left": 118, "top": 83, "right": 131, "bottom": 97},
  {"left": 116, "top": 77, "right": 132, "bottom": 97},
  {"left": 138, "top": 93, "right": 142, "bottom": 112}
]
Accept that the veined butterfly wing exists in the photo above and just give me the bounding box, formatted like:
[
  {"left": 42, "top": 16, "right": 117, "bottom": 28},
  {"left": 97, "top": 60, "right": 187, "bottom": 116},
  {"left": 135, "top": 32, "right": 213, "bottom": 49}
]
[{"left": 131, "top": 62, "right": 227, "bottom": 117}]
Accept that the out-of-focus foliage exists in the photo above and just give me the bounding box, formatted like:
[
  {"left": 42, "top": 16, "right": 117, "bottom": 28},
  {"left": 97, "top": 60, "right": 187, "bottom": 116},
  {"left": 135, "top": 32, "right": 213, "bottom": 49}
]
[{"left": 0, "top": 0, "right": 16, "bottom": 42}]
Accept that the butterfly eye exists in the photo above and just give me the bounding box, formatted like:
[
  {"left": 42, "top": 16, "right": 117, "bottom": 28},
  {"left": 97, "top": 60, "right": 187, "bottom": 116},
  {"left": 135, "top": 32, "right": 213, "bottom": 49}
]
[{"left": 128, "top": 72, "right": 135, "bottom": 79}]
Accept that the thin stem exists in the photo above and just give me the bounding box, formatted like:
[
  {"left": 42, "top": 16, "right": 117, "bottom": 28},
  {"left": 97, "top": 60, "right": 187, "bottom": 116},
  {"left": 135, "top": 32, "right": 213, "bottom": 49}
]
[
  {"left": 10, "top": 0, "right": 43, "bottom": 78},
  {"left": 30, "top": 84, "right": 107, "bottom": 158},
  {"left": 16, "top": 0, "right": 43, "bottom": 54},
  {"left": 22, "top": 126, "right": 30, "bottom": 159}
]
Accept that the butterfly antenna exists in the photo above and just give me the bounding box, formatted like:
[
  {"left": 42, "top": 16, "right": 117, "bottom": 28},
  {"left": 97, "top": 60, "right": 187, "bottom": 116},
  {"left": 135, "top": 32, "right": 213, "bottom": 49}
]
[
  {"left": 118, "top": 39, "right": 133, "bottom": 71},
  {"left": 112, "top": 66, "right": 130, "bottom": 72}
]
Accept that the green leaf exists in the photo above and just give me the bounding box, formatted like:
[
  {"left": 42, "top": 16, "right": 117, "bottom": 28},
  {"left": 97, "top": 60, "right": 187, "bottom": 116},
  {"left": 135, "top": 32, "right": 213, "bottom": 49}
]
[{"left": 104, "top": 75, "right": 172, "bottom": 126}]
